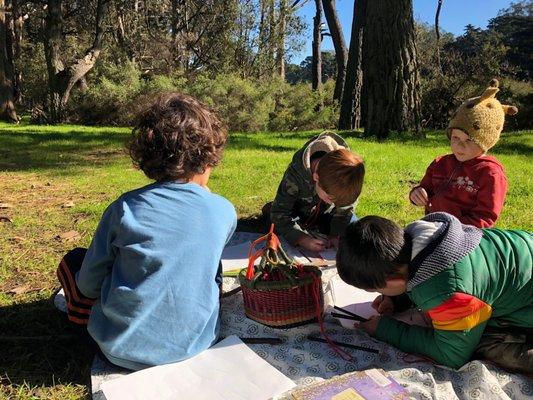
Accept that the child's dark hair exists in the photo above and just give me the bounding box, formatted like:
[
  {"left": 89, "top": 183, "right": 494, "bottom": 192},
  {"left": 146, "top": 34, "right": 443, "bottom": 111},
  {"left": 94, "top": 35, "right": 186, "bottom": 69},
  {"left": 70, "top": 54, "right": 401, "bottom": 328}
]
[
  {"left": 316, "top": 149, "right": 365, "bottom": 207},
  {"left": 128, "top": 92, "right": 227, "bottom": 181},
  {"left": 336, "top": 216, "right": 412, "bottom": 289}
]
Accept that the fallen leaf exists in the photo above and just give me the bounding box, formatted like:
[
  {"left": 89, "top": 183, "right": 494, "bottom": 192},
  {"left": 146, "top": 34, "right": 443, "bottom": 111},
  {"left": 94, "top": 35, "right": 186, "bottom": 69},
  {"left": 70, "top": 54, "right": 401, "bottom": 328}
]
[
  {"left": 0, "top": 216, "right": 12, "bottom": 223},
  {"left": 8, "top": 236, "right": 24, "bottom": 243},
  {"left": 0, "top": 203, "right": 14, "bottom": 209},
  {"left": 8, "top": 285, "right": 31, "bottom": 295},
  {"left": 62, "top": 201, "right": 75, "bottom": 208},
  {"left": 56, "top": 230, "right": 81, "bottom": 242}
]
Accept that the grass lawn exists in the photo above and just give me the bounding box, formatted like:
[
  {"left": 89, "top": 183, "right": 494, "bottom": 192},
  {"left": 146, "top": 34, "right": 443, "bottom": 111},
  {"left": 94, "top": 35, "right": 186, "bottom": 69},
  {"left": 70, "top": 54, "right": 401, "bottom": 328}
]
[{"left": 0, "top": 122, "right": 531, "bottom": 399}]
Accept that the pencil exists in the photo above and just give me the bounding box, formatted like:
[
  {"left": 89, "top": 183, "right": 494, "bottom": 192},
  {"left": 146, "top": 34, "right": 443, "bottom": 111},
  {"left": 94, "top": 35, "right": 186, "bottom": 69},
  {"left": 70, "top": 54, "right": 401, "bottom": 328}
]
[
  {"left": 240, "top": 337, "right": 284, "bottom": 345},
  {"left": 331, "top": 312, "right": 369, "bottom": 323},
  {"left": 307, "top": 335, "right": 379, "bottom": 354},
  {"left": 333, "top": 305, "right": 369, "bottom": 322}
]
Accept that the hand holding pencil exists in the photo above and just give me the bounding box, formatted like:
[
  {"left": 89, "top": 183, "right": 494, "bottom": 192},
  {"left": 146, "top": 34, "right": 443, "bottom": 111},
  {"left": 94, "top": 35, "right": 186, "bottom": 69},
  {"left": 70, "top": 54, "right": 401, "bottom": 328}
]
[{"left": 371, "top": 295, "right": 394, "bottom": 315}]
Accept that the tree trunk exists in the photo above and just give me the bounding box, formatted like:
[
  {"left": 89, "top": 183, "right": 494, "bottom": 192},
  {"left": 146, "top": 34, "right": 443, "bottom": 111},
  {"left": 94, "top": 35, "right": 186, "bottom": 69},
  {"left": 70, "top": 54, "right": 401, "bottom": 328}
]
[
  {"left": 362, "top": 0, "right": 421, "bottom": 139},
  {"left": 322, "top": 0, "right": 347, "bottom": 102},
  {"left": 276, "top": 0, "right": 287, "bottom": 79},
  {"left": 312, "top": 0, "right": 322, "bottom": 91},
  {"left": 435, "top": 0, "right": 443, "bottom": 75},
  {"left": 338, "top": 0, "right": 366, "bottom": 130},
  {"left": 0, "top": 0, "right": 18, "bottom": 122},
  {"left": 44, "top": 0, "right": 110, "bottom": 122}
]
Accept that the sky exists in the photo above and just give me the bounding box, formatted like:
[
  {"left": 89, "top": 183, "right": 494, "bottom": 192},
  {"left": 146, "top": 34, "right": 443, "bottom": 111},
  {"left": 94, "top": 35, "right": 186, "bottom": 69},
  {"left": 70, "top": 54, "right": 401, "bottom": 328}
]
[{"left": 293, "top": 0, "right": 515, "bottom": 64}]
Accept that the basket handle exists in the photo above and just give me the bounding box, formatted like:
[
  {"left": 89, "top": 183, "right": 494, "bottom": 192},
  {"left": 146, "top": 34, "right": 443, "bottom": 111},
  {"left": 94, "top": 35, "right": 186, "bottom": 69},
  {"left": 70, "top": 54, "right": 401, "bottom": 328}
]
[{"left": 245, "top": 224, "right": 280, "bottom": 280}]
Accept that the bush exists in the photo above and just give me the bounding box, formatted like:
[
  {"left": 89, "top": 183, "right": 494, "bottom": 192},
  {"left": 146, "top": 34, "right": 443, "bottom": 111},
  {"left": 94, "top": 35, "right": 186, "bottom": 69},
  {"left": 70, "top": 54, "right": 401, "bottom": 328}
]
[
  {"left": 498, "top": 79, "right": 533, "bottom": 131},
  {"left": 70, "top": 61, "right": 143, "bottom": 125},
  {"left": 69, "top": 61, "right": 341, "bottom": 131},
  {"left": 268, "top": 79, "right": 338, "bottom": 131},
  {"left": 186, "top": 73, "right": 275, "bottom": 132}
]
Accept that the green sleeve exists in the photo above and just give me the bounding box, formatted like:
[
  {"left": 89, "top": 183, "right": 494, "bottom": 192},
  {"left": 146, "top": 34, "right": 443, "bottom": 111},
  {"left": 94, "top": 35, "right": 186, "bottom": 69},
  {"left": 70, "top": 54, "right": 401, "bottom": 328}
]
[
  {"left": 329, "top": 204, "right": 355, "bottom": 237},
  {"left": 270, "top": 171, "right": 306, "bottom": 244},
  {"left": 376, "top": 316, "right": 487, "bottom": 369}
]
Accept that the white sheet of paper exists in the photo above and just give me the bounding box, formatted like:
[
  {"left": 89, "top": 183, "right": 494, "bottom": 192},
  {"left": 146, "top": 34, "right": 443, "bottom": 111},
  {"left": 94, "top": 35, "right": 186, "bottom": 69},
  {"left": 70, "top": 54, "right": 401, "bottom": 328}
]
[
  {"left": 279, "top": 239, "right": 309, "bottom": 265},
  {"left": 330, "top": 275, "right": 379, "bottom": 328},
  {"left": 221, "top": 241, "right": 258, "bottom": 271},
  {"left": 101, "top": 335, "right": 296, "bottom": 400}
]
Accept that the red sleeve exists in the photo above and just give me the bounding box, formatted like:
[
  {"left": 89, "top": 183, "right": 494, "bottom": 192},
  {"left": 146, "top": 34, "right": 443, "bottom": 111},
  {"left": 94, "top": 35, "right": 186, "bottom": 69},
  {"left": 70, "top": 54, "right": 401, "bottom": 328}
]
[
  {"left": 460, "top": 168, "right": 507, "bottom": 228},
  {"left": 410, "top": 159, "right": 437, "bottom": 203}
]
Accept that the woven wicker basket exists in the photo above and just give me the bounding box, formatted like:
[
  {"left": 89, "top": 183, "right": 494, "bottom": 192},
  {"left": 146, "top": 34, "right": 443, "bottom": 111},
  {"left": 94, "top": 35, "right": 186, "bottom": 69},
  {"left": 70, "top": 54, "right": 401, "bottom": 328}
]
[{"left": 238, "top": 226, "right": 324, "bottom": 328}]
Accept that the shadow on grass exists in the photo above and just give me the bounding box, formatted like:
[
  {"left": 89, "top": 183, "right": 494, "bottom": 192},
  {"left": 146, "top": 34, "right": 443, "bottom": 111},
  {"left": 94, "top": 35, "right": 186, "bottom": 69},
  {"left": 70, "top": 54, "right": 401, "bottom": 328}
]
[
  {"left": 0, "top": 127, "right": 129, "bottom": 173},
  {"left": 1, "top": 126, "right": 530, "bottom": 174},
  {"left": 0, "top": 297, "right": 93, "bottom": 388}
]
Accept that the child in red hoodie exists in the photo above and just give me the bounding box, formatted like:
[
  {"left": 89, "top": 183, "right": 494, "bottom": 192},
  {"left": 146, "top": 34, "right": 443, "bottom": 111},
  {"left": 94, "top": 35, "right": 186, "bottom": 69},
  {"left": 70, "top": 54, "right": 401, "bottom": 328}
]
[{"left": 410, "top": 79, "right": 518, "bottom": 228}]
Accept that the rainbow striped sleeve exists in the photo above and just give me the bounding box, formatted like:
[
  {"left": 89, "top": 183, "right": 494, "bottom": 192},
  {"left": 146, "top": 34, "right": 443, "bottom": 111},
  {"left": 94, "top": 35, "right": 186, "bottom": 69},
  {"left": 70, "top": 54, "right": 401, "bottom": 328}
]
[{"left": 427, "top": 293, "right": 492, "bottom": 331}]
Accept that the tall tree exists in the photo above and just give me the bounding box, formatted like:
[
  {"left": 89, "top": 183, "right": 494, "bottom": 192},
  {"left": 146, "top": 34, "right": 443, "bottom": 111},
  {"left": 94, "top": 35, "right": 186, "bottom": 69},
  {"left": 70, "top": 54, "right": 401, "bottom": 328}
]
[
  {"left": 338, "top": 0, "right": 365, "bottom": 130},
  {"left": 276, "top": 0, "right": 287, "bottom": 78},
  {"left": 44, "top": 0, "right": 110, "bottom": 122},
  {"left": 322, "top": 0, "right": 347, "bottom": 101},
  {"left": 434, "top": 0, "right": 443, "bottom": 75},
  {"left": 0, "top": 0, "right": 17, "bottom": 122},
  {"left": 362, "top": 0, "right": 421, "bottom": 139},
  {"left": 311, "top": 0, "right": 322, "bottom": 91}
]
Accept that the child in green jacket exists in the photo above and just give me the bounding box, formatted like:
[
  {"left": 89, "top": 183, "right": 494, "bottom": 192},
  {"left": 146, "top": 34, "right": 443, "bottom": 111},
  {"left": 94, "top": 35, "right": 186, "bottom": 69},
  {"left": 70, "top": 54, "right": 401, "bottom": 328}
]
[{"left": 337, "top": 212, "right": 532, "bottom": 373}]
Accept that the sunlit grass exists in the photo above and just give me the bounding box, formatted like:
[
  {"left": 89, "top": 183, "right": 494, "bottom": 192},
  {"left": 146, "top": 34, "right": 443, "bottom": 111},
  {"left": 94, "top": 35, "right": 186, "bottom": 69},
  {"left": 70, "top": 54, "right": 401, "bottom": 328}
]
[{"left": 0, "top": 122, "right": 531, "bottom": 398}]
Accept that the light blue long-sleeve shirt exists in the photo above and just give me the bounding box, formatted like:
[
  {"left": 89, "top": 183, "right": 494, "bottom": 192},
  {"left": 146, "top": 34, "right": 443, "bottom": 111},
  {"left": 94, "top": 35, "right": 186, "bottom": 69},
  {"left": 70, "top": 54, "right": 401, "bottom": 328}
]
[{"left": 76, "top": 181, "right": 237, "bottom": 370}]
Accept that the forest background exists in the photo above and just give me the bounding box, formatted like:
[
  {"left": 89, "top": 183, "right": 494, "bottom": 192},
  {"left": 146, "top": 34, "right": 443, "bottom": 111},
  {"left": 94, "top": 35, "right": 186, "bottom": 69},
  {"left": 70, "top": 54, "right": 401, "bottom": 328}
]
[{"left": 0, "top": 0, "right": 531, "bottom": 134}]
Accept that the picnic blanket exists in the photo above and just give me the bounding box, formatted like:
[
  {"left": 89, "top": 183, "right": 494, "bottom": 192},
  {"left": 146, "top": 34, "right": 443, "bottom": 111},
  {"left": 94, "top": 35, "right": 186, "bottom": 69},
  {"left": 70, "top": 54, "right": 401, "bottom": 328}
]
[{"left": 90, "top": 232, "right": 533, "bottom": 400}]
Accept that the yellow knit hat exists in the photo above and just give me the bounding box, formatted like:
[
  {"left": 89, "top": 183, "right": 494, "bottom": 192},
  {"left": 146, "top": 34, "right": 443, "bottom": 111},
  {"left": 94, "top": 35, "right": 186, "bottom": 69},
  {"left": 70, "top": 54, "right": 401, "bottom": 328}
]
[{"left": 447, "top": 79, "right": 518, "bottom": 152}]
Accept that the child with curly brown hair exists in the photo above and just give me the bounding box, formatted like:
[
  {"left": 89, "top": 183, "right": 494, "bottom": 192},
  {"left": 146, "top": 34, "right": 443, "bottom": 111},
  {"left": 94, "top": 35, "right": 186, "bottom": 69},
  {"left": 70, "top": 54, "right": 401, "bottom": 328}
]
[{"left": 56, "top": 92, "right": 236, "bottom": 370}]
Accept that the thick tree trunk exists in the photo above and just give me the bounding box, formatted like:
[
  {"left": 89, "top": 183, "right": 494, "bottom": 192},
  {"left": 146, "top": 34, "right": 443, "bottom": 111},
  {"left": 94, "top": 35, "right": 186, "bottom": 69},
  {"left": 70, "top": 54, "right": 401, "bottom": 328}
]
[
  {"left": 362, "top": 0, "right": 421, "bottom": 139},
  {"left": 44, "top": 0, "right": 109, "bottom": 122},
  {"left": 322, "top": 0, "right": 347, "bottom": 102},
  {"left": 0, "top": 0, "right": 18, "bottom": 122},
  {"left": 312, "top": 0, "right": 322, "bottom": 91},
  {"left": 338, "top": 0, "right": 366, "bottom": 130}
]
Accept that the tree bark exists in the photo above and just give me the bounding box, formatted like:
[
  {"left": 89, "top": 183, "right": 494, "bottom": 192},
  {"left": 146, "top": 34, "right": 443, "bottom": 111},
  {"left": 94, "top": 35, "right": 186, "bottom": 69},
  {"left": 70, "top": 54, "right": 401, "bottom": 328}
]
[
  {"left": 435, "top": 0, "right": 443, "bottom": 75},
  {"left": 312, "top": 0, "right": 322, "bottom": 91},
  {"left": 276, "top": 0, "right": 287, "bottom": 79},
  {"left": 322, "top": 0, "right": 347, "bottom": 102},
  {"left": 44, "top": 0, "right": 110, "bottom": 122},
  {"left": 362, "top": 0, "right": 421, "bottom": 139},
  {"left": 338, "top": 0, "right": 366, "bottom": 130},
  {"left": 0, "top": 0, "right": 18, "bottom": 122}
]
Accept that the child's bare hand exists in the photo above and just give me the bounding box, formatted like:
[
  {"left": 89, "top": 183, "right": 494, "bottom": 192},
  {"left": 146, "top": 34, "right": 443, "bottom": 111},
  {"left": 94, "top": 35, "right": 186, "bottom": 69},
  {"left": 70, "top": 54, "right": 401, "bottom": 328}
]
[
  {"left": 371, "top": 295, "right": 394, "bottom": 315},
  {"left": 356, "top": 315, "right": 380, "bottom": 336},
  {"left": 297, "top": 235, "right": 328, "bottom": 252},
  {"left": 410, "top": 187, "right": 429, "bottom": 206}
]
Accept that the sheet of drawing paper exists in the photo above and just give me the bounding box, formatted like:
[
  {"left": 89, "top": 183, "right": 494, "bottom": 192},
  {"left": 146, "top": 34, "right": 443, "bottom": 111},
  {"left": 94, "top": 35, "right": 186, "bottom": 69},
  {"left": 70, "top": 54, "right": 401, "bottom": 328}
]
[
  {"left": 221, "top": 241, "right": 257, "bottom": 271},
  {"left": 278, "top": 238, "right": 310, "bottom": 265},
  {"left": 101, "top": 335, "right": 296, "bottom": 400},
  {"left": 330, "top": 275, "right": 379, "bottom": 328}
]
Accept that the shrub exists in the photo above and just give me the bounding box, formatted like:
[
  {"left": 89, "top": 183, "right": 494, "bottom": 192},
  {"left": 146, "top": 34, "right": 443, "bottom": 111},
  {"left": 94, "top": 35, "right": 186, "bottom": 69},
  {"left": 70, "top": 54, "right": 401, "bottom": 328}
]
[
  {"left": 186, "top": 73, "right": 275, "bottom": 132},
  {"left": 70, "top": 61, "right": 143, "bottom": 125}
]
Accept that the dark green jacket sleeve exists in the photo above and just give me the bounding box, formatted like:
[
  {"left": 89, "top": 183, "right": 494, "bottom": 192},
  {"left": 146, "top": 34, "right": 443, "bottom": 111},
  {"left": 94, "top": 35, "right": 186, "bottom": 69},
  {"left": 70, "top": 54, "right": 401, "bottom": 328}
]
[
  {"left": 329, "top": 204, "right": 355, "bottom": 237},
  {"left": 376, "top": 316, "right": 487, "bottom": 369},
  {"left": 270, "top": 170, "right": 306, "bottom": 244}
]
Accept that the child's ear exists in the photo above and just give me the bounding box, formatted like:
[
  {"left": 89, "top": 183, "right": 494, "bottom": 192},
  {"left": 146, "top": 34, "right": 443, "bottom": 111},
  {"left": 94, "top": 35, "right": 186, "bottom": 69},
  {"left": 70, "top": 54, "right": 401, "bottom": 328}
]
[{"left": 312, "top": 171, "right": 320, "bottom": 183}]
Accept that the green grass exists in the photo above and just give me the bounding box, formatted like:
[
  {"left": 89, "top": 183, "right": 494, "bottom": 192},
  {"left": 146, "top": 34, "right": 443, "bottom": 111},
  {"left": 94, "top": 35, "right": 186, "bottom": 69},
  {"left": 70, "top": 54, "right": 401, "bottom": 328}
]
[{"left": 0, "top": 122, "right": 531, "bottom": 399}]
